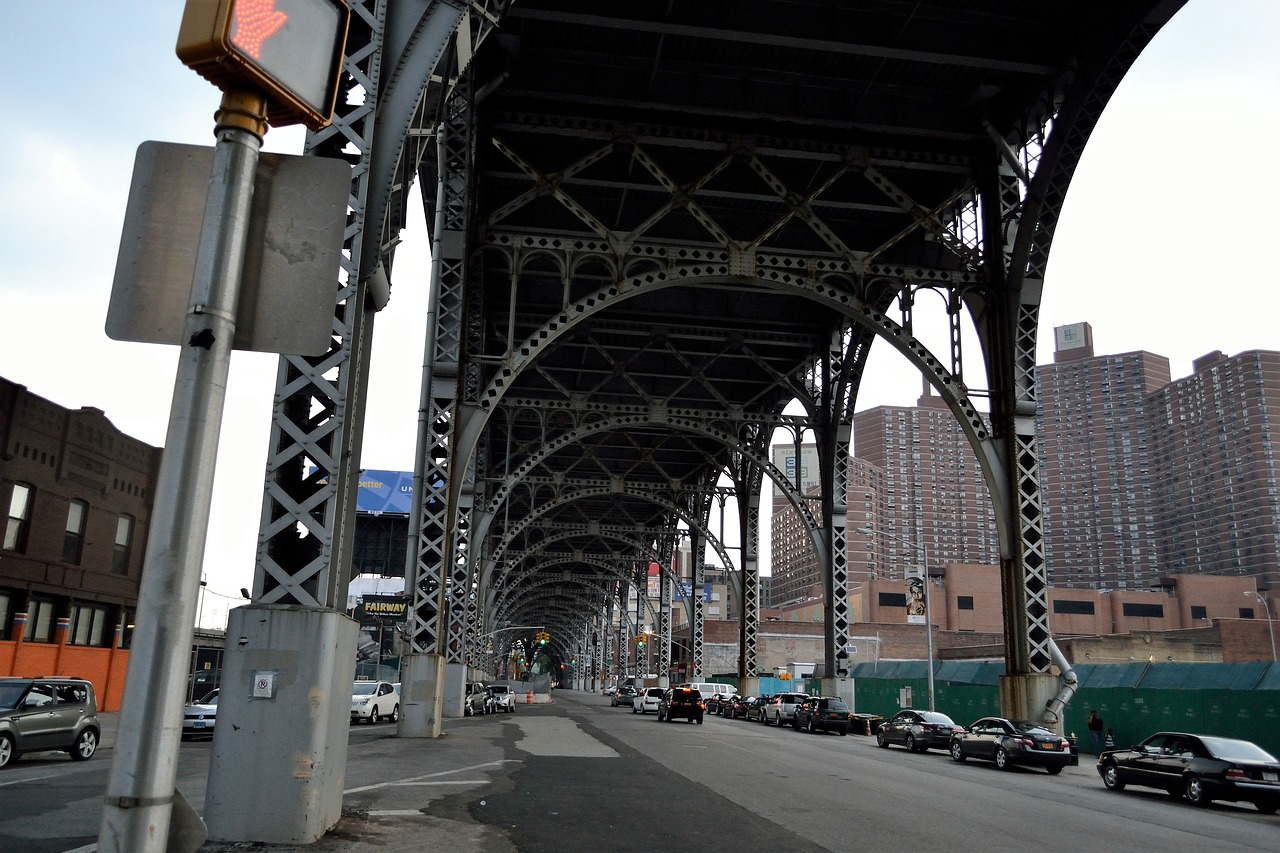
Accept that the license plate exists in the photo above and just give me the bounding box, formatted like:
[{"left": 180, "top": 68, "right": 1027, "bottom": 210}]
[
  {"left": 1265, "top": 772, "right": 1278, "bottom": 782},
  {"left": 1040, "top": 743, "right": 1055, "bottom": 750},
  {"left": 193, "top": 721, "right": 206, "bottom": 728}
]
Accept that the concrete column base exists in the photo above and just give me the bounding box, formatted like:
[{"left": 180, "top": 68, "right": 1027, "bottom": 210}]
[
  {"left": 205, "top": 606, "right": 357, "bottom": 845},
  {"left": 396, "top": 653, "right": 444, "bottom": 737},
  {"left": 443, "top": 661, "right": 468, "bottom": 717},
  {"left": 738, "top": 676, "right": 760, "bottom": 698},
  {"left": 1000, "top": 672, "right": 1061, "bottom": 729}
]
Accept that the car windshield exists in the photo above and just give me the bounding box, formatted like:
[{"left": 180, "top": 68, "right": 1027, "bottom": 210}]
[
  {"left": 825, "top": 699, "right": 849, "bottom": 711},
  {"left": 490, "top": 686, "right": 509, "bottom": 694},
  {"left": 647, "top": 689, "right": 663, "bottom": 697},
  {"left": 1200, "top": 737, "right": 1277, "bottom": 762},
  {"left": 0, "top": 683, "right": 28, "bottom": 710},
  {"left": 352, "top": 683, "right": 378, "bottom": 696},
  {"left": 919, "top": 712, "right": 956, "bottom": 725},
  {"left": 198, "top": 691, "right": 219, "bottom": 705}
]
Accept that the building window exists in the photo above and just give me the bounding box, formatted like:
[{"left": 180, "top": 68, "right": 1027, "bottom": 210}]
[
  {"left": 1121, "top": 602, "right": 1165, "bottom": 618},
  {"left": 24, "top": 599, "right": 56, "bottom": 643},
  {"left": 1053, "top": 600, "right": 1097, "bottom": 615},
  {"left": 69, "top": 603, "right": 110, "bottom": 646},
  {"left": 1240, "top": 607, "right": 1255, "bottom": 619},
  {"left": 112, "top": 514, "right": 134, "bottom": 575},
  {"left": 63, "top": 500, "right": 87, "bottom": 564},
  {"left": 0, "top": 590, "right": 11, "bottom": 639},
  {"left": 878, "top": 592, "right": 907, "bottom": 608},
  {"left": 4, "top": 483, "right": 33, "bottom": 552},
  {"left": 1190, "top": 605, "right": 1207, "bottom": 620},
  {"left": 957, "top": 596, "right": 974, "bottom": 611}
]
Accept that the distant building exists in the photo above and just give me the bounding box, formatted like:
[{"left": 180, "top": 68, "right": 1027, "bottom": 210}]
[
  {"left": 1035, "top": 324, "right": 1171, "bottom": 589},
  {"left": 1147, "top": 350, "right": 1280, "bottom": 580}
]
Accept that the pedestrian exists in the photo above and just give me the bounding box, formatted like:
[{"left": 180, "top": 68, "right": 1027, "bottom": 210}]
[{"left": 1087, "top": 709, "right": 1105, "bottom": 754}]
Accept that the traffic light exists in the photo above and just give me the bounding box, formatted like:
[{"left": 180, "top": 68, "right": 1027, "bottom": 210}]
[{"left": 177, "top": 0, "right": 351, "bottom": 130}]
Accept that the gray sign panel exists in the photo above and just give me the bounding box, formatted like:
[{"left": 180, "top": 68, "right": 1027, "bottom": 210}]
[{"left": 107, "top": 140, "right": 349, "bottom": 356}]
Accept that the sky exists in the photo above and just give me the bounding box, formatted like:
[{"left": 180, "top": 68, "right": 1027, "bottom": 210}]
[{"left": 3, "top": 1, "right": 1278, "bottom": 629}]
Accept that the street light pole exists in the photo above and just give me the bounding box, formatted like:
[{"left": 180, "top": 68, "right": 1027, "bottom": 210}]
[
  {"left": 1246, "top": 591, "right": 1277, "bottom": 662},
  {"left": 857, "top": 526, "right": 935, "bottom": 711}
]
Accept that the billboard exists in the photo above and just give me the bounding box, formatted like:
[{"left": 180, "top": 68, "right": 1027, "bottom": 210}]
[
  {"left": 354, "top": 469, "right": 417, "bottom": 515},
  {"left": 905, "top": 568, "right": 927, "bottom": 625}
]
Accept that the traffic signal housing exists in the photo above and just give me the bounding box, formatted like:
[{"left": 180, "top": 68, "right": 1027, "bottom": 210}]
[{"left": 177, "top": 0, "right": 350, "bottom": 130}]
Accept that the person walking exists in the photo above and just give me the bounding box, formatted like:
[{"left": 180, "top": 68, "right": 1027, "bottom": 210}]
[{"left": 1087, "top": 710, "right": 1105, "bottom": 754}]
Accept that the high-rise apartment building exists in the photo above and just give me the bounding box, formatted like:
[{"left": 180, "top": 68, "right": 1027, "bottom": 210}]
[
  {"left": 1035, "top": 322, "right": 1171, "bottom": 589},
  {"left": 1147, "top": 349, "right": 1280, "bottom": 579},
  {"left": 852, "top": 387, "right": 1000, "bottom": 576}
]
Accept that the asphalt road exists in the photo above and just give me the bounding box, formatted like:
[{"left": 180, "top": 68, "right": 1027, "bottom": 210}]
[{"left": 1, "top": 691, "right": 1276, "bottom": 852}]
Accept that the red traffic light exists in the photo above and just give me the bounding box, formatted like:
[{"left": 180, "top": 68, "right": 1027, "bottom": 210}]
[{"left": 177, "top": 0, "right": 350, "bottom": 130}]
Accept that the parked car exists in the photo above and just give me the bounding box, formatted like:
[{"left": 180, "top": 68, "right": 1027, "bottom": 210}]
[
  {"left": 792, "top": 696, "right": 851, "bottom": 735},
  {"left": 351, "top": 680, "right": 400, "bottom": 724},
  {"left": 949, "top": 717, "right": 1072, "bottom": 773},
  {"left": 633, "top": 687, "right": 664, "bottom": 714},
  {"left": 657, "top": 687, "right": 704, "bottom": 724},
  {"left": 487, "top": 684, "right": 516, "bottom": 713},
  {"left": 611, "top": 684, "right": 640, "bottom": 707},
  {"left": 0, "top": 676, "right": 100, "bottom": 768},
  {"left": 725, "top": 695, "right": 753, "bottom": 719},
  {"left": 704, "top": 693, "right": 728, "bottom": 715},
  {"left": 464, "top": 681, "right": 492, "bottom": 716},
  {"left": 182, "top": 689, "right": 220, "bottom": 740},
  {"left": 763, "top": 692, "right": 810, "bottom": 726},
  {"left": 877, "top": 709, "right": 962, "bottom": 752},
  {"left": 1098, "top": 732, "right": 1280, "bottom": 812},
  {"left": 745, "top": 695, "right": 773, "bottom": 723}
]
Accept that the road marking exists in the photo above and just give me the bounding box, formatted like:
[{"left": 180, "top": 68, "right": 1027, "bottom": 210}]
[
  {"left": 367, "top": 809, "right": 428, "bottom": 816},
  {"left": 514, "top": 717, "right": 619, "bottom": 756},
  {"left": 388, "top": 779, "right": 489, "bottom": 786},
  {"left": 345, "top": 760, "right": 517, "bottom": 794},
  {"left": 0, "top": 772, "right": 60, "bottom": 787}
]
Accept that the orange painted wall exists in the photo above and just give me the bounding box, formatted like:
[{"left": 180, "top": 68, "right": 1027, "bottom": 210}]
[{"left": 0, "top": 640, "right": 130, "bottom": 711}]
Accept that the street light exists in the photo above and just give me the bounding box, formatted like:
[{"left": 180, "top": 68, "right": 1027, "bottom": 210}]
[
  {"left": 856, "top": 526, "right": 934, "bottom": 711},
  {"left": 1245, "top": 591, "right": 1277, "bottom": 662}
]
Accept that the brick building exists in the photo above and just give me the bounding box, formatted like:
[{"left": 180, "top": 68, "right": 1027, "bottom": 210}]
[{"left": 1, "top": 377, "right": 159, "bottom": 704}]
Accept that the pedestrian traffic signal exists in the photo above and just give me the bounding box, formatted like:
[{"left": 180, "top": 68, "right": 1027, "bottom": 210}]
[{"left": 177, "top": 0, "right": 350, "bottom": 130}]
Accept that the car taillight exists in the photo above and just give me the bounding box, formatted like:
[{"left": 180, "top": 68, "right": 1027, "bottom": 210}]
[
  {"left": 698, "top": 701, "right": 705, "bottom": 709},
  {"left": 1015, "top": 737, "right": 1035, "bottom": 749},
  {"left": 1225, "top": 769, "right": 1249, "bottom": 782}
]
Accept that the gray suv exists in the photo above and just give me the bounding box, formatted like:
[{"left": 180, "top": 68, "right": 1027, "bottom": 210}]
[{"left": 0, "top": 676, "right": 100, "bottom": 768}]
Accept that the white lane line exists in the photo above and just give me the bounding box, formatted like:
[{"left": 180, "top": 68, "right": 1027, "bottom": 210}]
[
  {"left": 388, "top": 779, "right": 489, "bottom": 786},
  {"left": 0, "top": 772, "right": 60, "bottom": 787},
  {"left": 367, "top": 809, "right": 427, "bottom": 816},
  {"left": 344, "top": 759, "right": 517, "bottom": 794}
]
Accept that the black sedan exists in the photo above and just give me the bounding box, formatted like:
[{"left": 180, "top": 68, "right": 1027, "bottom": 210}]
[
  {"left": 724, "top": 695, "right": 752, "bottom": 719},
  {"left": 610, "top": 685, "right": 640, "bottom": 707},
  {"left": 1098, "top": 732, "right": 1280, "bottom": 812},
  {"left": 745, "top": 695, "right": 772, "bottom": 722},
  {"left": 792, "top": 697, "right": 851, "bottom": 735},
  {"left": 949, "top": 717, "right": 1072, "bottom": 773},
  {"left": 876, "top": 709, "right": 962, "bottom": 752}
]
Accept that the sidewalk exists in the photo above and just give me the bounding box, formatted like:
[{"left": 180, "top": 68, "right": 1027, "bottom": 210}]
[{"left": 93, "top": 702, "right": 537, "bottom": 852}]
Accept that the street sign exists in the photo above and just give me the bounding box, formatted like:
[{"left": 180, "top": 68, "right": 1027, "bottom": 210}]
[{"left": 177, "top": 0, "right": 350, "bottom": 130}]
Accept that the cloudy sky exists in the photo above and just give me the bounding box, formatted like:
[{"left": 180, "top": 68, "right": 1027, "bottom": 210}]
[{"left": 3, "top": 1, "right": 1278, "bottom": 627}]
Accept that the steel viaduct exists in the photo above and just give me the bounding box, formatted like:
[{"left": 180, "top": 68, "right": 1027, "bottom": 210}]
[{"left": 108, "top": 1, "right": 1200, "bottom": 847}]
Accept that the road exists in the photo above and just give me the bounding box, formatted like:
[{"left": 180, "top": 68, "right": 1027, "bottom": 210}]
[{"left": 1, "top": 689, "right": 1275, "bottom": 851}]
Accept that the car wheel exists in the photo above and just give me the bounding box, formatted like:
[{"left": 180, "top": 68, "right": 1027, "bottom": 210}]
[
  {"left": 1045, "top": 765, "right": 1063, "bottom": 775},
  {"left": 369, "top": 705, "right": 379, "bottom": 724},
  {"left": 633, "top": 706, "right": 638, "bottom": 714},
  {"left": 70, "top": 728, "right": 98, "bottom": 761},
  {"left": 905, "top": 733, "right": 917, "bottom": 752},
  {"left": 0, "top": 733, "right": 14, "bottom": 768},
  {"left": 389, "top": 704, "right": 399, "bottom": 723},
  {"left": 808, "top": 718, "right": 817, "bottom": 734},
  {"left": 839, "top": 728, "right": 847, "bottom": 736},
  {"left": 995, "top": 747, "right": 1011, "bottom": 770},
  {"left": 1184, "top": 775, "right": 1211, "bottom": 807},
  {"left": 465, "top": 703, "right": 473, "bottom": 718},
  {"left": 950, "top": 741, "right": 965, "bottom": 762},
  {"left": 1101, "top": 761, "right": 1125, "bottom": 791},
  {"left": 876, "top": 730, "right": 889, "bottom": 749},
  {"left": 696, "top": 716, "right": 703, "bottom": 725},
  {"left": 1255, "top": 798, "right": 1279, "bottom": 815}
]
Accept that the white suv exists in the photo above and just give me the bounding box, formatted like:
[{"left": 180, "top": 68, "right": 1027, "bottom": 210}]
[
  {"left": 633, "top": 687, "right": 663, "bottom": 714},
  {"left": 488, "top": 684, "right": 516, "bottom": 713},
  {"left": 351, "top": 680, "right": 400, "bottom": 724}
]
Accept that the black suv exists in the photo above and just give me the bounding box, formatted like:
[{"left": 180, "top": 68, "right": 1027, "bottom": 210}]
[
  {"left": 792, "top": 696, "right": 851, "bottom": 735},
  {"left": 657, "top": 687, "right": 704, "bottom": 724},
  {"left": 0, "top": 676, "right": 100, "bottom": 768}
]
